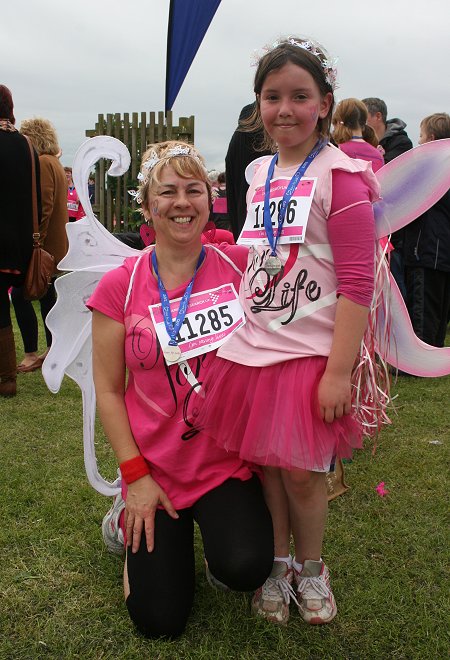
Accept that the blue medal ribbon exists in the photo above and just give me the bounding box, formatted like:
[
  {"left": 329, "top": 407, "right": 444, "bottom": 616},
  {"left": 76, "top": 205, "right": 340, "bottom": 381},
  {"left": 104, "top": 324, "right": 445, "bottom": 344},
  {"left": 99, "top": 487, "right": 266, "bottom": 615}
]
[
  {"left": 152, "top": 247, "right": 206, "bottom": 347},
  {"left": 263, "top": 139, "right": 325, "bottom": 256}
]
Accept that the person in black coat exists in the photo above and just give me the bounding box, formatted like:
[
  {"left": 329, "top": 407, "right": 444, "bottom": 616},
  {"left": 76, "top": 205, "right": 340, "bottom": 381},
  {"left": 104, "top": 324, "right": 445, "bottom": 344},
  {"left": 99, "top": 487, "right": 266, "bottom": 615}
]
[
  {"left": 224, "top": 103, "right": 271, "bottom": 241},
  {"left": 404, "top": 113, "right": 450, "bottom": 347},
  {"left": 0, "top": 85, "right": 41, "bottom": 396}
]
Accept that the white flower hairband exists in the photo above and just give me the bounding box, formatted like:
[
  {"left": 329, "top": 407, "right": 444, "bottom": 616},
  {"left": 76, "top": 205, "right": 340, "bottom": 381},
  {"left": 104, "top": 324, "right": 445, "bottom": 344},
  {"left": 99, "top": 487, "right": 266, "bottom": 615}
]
[
  {"left": 130, "top": 144, "right": 208, "bottom": 204},
  {"left": 253, "top": 36, "right": 338, "bottom": 91}
]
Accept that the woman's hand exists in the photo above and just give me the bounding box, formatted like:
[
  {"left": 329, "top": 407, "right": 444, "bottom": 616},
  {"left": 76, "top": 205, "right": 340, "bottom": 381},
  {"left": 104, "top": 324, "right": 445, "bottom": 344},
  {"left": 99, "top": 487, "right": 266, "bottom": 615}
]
[
  {"left": 125, "top": 474, "right": 179, "bottom": 553},
  {"left": 317, "top": 371, "right": 352, "bottom": 423}
]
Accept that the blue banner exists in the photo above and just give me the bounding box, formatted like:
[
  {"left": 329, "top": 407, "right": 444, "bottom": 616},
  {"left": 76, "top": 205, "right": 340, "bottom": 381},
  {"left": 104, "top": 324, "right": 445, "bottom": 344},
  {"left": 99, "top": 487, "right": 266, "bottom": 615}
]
[{"left": 165, "top": 0, "right": 222, "bottom": 112}]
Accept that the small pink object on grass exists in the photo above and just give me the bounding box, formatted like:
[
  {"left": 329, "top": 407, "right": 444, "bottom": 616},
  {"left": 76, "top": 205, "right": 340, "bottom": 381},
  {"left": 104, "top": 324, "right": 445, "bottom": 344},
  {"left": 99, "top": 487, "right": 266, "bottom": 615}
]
[{"left": 376, "top": 482, "right": 389, "bottom": 497}]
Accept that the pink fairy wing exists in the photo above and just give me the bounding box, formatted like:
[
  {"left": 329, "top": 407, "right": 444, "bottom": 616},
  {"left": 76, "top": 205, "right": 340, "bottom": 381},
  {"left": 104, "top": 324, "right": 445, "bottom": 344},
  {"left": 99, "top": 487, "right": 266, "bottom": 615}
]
[
  {"left": 374, "top": 138, "right": 450, "bottom": 239},
  {"left": 375, "top": 271, "right": 450, "bottom": 377}
]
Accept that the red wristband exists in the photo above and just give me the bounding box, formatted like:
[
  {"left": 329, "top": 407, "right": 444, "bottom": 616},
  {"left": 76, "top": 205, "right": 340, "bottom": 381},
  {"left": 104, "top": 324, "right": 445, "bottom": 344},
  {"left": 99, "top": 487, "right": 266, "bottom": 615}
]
[{"left": 119, "top": 455, "right": 151, "bottom": 485}]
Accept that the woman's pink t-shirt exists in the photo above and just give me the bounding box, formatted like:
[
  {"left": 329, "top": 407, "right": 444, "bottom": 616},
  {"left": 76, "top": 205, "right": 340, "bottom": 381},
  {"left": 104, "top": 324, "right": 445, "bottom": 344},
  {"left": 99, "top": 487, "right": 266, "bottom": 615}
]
[{"left": 88, "top": 244, "right": 254, "bottom": 509}]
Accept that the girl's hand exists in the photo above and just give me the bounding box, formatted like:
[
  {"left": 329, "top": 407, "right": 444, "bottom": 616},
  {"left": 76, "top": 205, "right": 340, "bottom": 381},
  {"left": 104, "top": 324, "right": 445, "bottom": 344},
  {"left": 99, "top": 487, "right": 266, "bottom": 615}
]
[
  {"left": 124, "top": 475, "right": 179, "bottom": 553},
  {"left": 317, "top": 371, "right": 352, "bottom": 423}
]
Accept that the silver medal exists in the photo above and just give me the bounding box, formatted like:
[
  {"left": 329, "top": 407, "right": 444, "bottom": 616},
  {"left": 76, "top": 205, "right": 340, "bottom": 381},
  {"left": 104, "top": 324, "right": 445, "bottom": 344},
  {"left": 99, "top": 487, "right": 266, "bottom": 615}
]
[
  {"left": 163, "top": 343, "right": 182, "bottom": 364},
  {"left": 264, "top": 255, "right": 282, "bottom": 276}
]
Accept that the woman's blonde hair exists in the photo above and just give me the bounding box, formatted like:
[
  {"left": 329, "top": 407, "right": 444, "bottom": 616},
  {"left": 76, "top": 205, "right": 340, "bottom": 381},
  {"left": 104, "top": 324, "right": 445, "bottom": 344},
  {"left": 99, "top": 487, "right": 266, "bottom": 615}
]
[
  {"left": 332, "top": 98, "right": 378, "bottom": 147},
  {"left": 138, "top": 141, "right": 212, "bottom": 209},
  {"left": 19, "top": 117, "right": 60, "bottom": 156}
]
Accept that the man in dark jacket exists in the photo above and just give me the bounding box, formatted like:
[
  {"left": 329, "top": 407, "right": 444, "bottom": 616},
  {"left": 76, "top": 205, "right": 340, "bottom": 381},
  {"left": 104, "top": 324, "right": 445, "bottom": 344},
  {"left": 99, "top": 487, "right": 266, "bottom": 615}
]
[
  {"left": 362, "top": 97, "right": 413, "bottom": 300},
  {"left": 404, "top": 113, "right": 450, "bottom": 347},
  {"left": 362, "top": 97, "right": 413, "bottom": 162}
]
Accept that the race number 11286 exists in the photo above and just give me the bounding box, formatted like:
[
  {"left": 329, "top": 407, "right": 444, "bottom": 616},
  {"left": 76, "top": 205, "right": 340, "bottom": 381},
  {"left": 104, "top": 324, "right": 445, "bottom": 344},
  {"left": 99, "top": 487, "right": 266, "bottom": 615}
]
[{"left": 252, "top": 199, "right": 297, "bottom": 229}]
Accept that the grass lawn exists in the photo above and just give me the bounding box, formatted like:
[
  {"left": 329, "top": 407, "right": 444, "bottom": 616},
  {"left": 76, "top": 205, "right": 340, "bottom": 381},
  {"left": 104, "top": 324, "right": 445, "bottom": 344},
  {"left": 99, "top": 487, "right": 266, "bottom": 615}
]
[{"left": 1, "top": 310, "right": 449, "bottom": 659}]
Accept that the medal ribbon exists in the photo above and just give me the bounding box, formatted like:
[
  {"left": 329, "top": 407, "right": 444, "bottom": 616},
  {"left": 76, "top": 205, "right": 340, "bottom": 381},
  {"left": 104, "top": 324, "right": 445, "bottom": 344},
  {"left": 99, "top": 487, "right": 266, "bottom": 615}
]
[
  {"left": 263, "top": 139, "right": 325, "bottom": 256},
  {"left": 152, "top": 247, "right": 206, "bottom": 347}
]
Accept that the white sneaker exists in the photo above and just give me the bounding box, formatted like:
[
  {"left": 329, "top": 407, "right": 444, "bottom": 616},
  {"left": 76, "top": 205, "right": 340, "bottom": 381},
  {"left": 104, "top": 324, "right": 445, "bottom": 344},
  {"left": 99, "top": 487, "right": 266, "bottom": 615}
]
[
  {"left": 102, "top": 492, "right": 126, "bottom": 555},
  {"left": 251, "top": 561, "right": 298, "bottom": 625},
  {"left": 295, "top": 559, "right": 337, "bottom": 624}
]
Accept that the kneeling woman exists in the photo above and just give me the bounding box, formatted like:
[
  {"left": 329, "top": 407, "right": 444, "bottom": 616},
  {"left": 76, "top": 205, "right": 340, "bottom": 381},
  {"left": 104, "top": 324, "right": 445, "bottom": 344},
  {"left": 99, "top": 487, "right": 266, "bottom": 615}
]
[{"left": 88, "top": 141, "right": 273, "bottom": 639}]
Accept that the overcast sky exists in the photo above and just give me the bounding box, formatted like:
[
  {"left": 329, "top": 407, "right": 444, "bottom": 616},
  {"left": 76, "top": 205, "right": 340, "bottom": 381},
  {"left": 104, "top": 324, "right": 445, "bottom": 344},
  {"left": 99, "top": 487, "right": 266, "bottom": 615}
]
[{"left": 2, "top": 0, "right": 448, "bottom": 171}]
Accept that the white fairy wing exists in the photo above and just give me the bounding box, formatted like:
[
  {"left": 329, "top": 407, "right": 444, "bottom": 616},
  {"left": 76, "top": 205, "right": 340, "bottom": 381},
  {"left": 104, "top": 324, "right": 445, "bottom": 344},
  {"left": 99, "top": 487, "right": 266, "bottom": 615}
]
[
  {"left": 43, "top": 136, "right": 137, "bottom": 496},
  {"left": 245, "top": 156, "right": 271, "bottom": 185},
  {"left": 44, "top": 269, "right": 107, "bottom": 393},
  {"left": 44, "top": 273, "right": 112, "bottom": 494},
  {"left": 373, "top": 138, "right": 450, "bottom": 239},
  {"left": 60, "top": 136, "right": 138, "bottom": 271}
]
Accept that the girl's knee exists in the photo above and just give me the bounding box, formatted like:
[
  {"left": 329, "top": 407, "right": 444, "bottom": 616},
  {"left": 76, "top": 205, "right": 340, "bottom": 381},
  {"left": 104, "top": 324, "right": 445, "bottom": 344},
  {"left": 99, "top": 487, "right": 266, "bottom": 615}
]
[
  {"left": 262, "top": 465, "right": 283, "bottom": 484},
  {"left": 282, "top": 468, "right": 325, "bottom": 492}
]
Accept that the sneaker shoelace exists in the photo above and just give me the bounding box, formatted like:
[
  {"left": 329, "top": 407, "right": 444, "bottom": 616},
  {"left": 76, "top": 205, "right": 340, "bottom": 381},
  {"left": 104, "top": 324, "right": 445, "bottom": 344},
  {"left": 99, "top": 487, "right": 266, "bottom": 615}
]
[
  {"left": 296, "top": 574, "right": 331, "bottom": 601},
  {"left": 262, "top": 575, "right": 299, "bottom": 606}
]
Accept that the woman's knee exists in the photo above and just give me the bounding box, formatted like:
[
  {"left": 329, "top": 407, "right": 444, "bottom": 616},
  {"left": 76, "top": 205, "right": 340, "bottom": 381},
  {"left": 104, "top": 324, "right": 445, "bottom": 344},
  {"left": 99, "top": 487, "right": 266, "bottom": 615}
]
[
  {"left": 209, "top": 544, "right": 273, "bottom": 592},
  {"left": 124, "top": 514, "right": 195, "bottom": 639},
  {"left": 126, "top": 594, "right": 188, "bottom": 639}
]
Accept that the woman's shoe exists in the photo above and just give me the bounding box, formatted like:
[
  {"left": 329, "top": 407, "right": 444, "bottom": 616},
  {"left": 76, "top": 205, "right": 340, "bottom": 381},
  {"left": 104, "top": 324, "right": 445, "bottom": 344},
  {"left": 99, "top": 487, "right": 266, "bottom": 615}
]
[
  {"left": 0, "top": 378, "right": 16, "bottom": 396},
  {"left": 0, "top": 326, "right": 17, "bottom": 396},
  {"left": 38, "top": 347, "right": 50, "bottom": 362},
  {"left": 17, "top": 356, "right": 44, "bottom": 373}
]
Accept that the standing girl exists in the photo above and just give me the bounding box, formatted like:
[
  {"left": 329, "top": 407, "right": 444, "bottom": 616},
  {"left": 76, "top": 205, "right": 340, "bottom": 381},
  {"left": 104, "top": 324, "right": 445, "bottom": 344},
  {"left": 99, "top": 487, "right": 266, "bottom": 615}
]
[
  {"left": 332, "top": 97, "right": 384, "bottom": 172},
  {"left": 199, "top": 37, "right": 380, "bottom": 625}
]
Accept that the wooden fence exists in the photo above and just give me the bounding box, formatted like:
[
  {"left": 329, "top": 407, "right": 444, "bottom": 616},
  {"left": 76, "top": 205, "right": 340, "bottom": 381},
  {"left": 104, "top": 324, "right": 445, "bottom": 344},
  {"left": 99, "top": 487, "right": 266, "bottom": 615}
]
[{"left": 85, "top": 111, "right": 195, "bottom": 231}]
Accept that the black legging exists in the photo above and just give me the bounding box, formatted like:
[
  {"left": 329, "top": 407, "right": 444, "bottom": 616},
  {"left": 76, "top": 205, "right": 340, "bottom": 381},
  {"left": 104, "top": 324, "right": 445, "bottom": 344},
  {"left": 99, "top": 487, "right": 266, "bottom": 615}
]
[
  {"left": 11, "top": 280, "right": 56, "bottom": 351},
  {"left": 0, "top": 272, "right": 24, "bottom": 329},
  {"left": 126, "top": 475, "right": 274, "bottom": 639}
]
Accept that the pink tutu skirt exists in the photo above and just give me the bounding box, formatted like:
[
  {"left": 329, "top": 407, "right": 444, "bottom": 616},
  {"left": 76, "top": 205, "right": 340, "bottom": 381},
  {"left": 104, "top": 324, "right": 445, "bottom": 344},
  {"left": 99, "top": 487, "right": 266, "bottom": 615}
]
[{"left": 197, "top": 356, "right": 363, "bottom": 472}]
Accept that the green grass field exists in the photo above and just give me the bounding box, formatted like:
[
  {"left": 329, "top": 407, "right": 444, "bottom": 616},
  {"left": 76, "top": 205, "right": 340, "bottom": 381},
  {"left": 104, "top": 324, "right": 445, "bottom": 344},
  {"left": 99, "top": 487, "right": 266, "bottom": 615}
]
[{"left": 1, "top": 314, "right": 449, "bottom": 659}]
